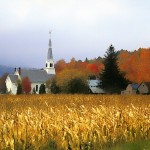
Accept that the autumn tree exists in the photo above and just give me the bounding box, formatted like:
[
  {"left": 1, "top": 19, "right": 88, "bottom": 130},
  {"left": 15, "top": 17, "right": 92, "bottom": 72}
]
[
  {"left": 22, "top": 77, "right": 31, "bottom": 94},
  {"left": 56, "top": 68, "right": 88, "bottom": 93},
  {"left": 100, "top": 45, "right": 128, "bottom": 93},
  {"left": 55, "top": 59, "right": 66, "bottom": 74},
  {"left": 86, "top": 64, "right": 99, "bottom": 75}
]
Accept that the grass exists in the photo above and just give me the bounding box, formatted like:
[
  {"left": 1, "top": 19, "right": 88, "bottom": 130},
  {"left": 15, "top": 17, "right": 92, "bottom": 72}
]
[{"left": 109, "top": 140, "right": 150, "bottom": 150}]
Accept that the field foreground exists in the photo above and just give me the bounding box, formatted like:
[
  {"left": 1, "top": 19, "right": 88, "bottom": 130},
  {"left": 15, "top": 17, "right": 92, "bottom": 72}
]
[{"left": 0, "top": 95, "right": 150, "bottom": 150}]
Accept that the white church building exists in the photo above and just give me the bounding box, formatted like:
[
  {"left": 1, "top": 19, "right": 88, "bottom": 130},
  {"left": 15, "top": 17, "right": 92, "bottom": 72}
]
[{"left": 5, "top": 33, "right": 55, "bottom": 94}]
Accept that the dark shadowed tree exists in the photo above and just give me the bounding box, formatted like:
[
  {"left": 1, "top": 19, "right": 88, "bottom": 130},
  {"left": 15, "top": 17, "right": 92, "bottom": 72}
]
[
  {"left": 17, "top": 82, "right": 22, "bottom": 94},
  {"left": 100, "top": 45, "right": 128, "bottom": 93},
  {"left": 39, "top": 84, "right": 46, "bottom": 94},
  {"left": 0, "top": 73, "right": 8, "bottom": 94},
  {"left": 50, "top": 77, "right": 61, "bottom": 94},
  {"left": 67, "top": 78, "right": 89, "bottom": 94},
  {"left": 32, "top": 87, "right": 36, "bottom": 94},
  {"left": 22, "top": 77, "right": 31, "bottom": 94}
]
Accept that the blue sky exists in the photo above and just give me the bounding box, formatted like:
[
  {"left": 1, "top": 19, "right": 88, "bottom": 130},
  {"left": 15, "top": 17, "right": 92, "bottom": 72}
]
[{"left": 0, "top": 0, "right": 150, "bottom": 68}]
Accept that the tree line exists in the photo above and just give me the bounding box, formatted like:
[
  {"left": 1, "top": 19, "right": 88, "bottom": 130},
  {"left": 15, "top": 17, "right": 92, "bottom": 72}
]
[
  {"left": 55, "top": 47, "right": 150, "bottom": 83},
  {"left": 0, "top": 45, "right": 150, "bottom": 94},
  {"left": 49, "top": 45, "right": 129, "bottom": 94}
]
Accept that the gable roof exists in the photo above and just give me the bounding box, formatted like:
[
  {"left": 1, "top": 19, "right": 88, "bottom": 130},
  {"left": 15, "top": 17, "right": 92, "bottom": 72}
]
[
  {"left": 88, "top": 79, "right": 101, "bottom": 87},
  {"left": 9, "top": 74, "right": 18, "bottom": 83},
  {"left": 130, "top": 83, "right": 139, "bottom": 90},
  {"left": 20, "top": 69, "right": 54, "bottom": 83},
  {"left": 88, "top": 80, "right": 105, "bottom": 94}
]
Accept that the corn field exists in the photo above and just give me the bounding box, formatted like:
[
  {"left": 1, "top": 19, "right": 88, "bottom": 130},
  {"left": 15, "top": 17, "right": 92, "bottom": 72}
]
[{"left": 0, "top": 95, "right": 150, "bottom": 150}]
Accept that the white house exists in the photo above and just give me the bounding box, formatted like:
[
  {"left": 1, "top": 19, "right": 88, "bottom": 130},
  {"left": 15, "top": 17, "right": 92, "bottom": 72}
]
[{"left": 5, "top": 33, "right": 55, "bottom": 94}]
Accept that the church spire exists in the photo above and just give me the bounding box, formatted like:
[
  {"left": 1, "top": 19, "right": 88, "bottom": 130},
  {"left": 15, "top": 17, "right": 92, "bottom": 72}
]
[
  {"left": 47, "top": 31, "right": 53, "bottom": 60},
  {"left": 45, "top": 31, "right": 55, "bottom": 75}
]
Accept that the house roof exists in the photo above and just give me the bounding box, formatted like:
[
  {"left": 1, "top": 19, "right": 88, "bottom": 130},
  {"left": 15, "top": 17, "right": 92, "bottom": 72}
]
[
  {"left": 20, "top": 69, "right": 54, "bottom": 83},
  {"left": 89, "top": 86, "right": 105, "bottom": 94},
  {"left": 88, "top": 79, "right": 105, "bottom": 94},
  {"left": 131, "top": 83, "right": 139, "bottom": 90},
  {"left": 9, "top": 74, "right": 18, "bottom": 83},
  {"left": 88, "top": 79, "right": 101, "bottom": 87}
]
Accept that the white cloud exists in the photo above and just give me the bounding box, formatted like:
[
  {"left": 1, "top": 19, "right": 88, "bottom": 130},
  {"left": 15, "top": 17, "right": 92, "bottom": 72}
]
[
  {"left": 0, "top": 0, "right": 150, "bottom": 67},
  {"left": 0, "top": 0, "right": 123, "bottom": 31}
]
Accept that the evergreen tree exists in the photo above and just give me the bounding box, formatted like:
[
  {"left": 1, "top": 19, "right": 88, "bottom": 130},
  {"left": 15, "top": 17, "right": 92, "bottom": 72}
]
[
  {"left": 100, "top": 45, "right": 128, "bottom": 93},
  {"left": 17, "top": 82, "right": 22, "bottom": 94},
  {"left": 85, "top": 57, "right": 89, "bottom": 62},
  {"left": 39, "top": 84, "right": 46, "bottom": 94},
  {"left": 32, "top": 87, "right": 36, "bottom": 94}
]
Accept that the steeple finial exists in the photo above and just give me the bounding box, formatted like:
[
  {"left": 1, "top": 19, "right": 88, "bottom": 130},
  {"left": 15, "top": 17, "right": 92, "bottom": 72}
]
[{"left": 49, "top": 30, "right": 52, "bottom": 38}]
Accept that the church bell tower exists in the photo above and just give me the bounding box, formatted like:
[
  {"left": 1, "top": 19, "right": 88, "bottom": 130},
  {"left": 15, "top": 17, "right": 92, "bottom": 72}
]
[{"left": 45, "top": 32, "right": 55, "bottom": 75}]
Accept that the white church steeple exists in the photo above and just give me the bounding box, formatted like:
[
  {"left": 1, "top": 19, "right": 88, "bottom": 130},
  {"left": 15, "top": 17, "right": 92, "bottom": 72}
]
[{"left": 45, "top": 31, "right": 55, "bottom": 75}]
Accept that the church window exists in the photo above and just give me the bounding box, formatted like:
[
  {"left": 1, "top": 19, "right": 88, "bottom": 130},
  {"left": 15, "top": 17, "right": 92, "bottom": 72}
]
[
  {"left": 36, "top": 85, "right": 38, "bottom": 92},
  {"left": 50, "top": 63, "right": 53, "bottom": 67},
  {"left": 46, "top": 63, "right": 47, "bottom": 67}
]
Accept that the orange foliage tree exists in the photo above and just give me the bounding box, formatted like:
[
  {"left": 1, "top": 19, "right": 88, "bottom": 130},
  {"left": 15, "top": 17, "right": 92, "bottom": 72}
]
[
  {"left": 55, "top": 48, "right": 150, "bottom": 84},
  {"left": 118, "top": 48, "right": 150, "bottom": 83}
]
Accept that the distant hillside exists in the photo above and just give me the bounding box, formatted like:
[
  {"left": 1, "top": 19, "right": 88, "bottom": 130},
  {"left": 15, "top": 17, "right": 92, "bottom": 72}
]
[{"left": 0, "top": 65, "right": 14, "bottom": 77}]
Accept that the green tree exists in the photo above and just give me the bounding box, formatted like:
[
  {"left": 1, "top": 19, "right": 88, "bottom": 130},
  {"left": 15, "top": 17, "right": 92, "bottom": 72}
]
[
  {"left": 56, "top": 68, "right": 88, "bottom": 94},
  {"left": 100, "top": 45, "right": 128, "bottom": 93},
  {"left": 67, "top": 78, "right": 89, "bottom": 94},
  {"left": 85, "top": 57, "right": 89, "bottom": 62},
  {"left": 17, "top": 82, "right": 22, "bottom": 94},
  {"left": 32, "top": 87, "right": 36, "bottom": 94},
  {"left": 0, "top": 73, "right": 8, "bottom": 94},
  {"left": 39, "top": 84, "right": 46, "bottom": 94},
  {"left": 50, "top": 77, "right": 61, "bottom": 94}
]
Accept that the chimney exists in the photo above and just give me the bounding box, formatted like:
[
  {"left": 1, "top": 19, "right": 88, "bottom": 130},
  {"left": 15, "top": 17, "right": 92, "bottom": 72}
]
[
  {"left": 19, "top": 67, "right": 21, "bottom": 75},
  {"left": 14, "top": 68, "right": 16, "bottom": 73}
]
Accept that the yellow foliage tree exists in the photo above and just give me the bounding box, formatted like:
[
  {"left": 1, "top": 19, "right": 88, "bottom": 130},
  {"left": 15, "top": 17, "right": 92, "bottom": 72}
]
[{"left": 56, "top": 68, "right": 89, "bottom": 93}]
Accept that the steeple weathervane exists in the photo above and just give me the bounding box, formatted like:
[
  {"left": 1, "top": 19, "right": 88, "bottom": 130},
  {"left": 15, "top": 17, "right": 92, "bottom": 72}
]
[{"left": 49, "top": 30, "right": 52, "bottom": 37}]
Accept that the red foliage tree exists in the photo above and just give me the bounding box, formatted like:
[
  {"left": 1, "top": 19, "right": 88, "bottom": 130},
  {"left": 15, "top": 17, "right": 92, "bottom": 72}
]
[
  {"left": 22, "top": 77, "right": 31, "bottom": 94},
  {"left": 118, "top": 48, "right": 150, "bottom": 83},
  {"left": 55, "top": 59, "right": 66, "bottom": 74},
  {"left": 86, "top": 64, "right": 99, "bottom": 75}
]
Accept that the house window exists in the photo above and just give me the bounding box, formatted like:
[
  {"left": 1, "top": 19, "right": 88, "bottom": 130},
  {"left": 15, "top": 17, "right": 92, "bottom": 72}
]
[
  {"left": 46, "top": 63, "right": 47, "bottom": 67},
  {"left": 36, "top": 85, "right": 38, "bottom": 92},
  {"left": 50, "top": 63, "right": 53, "bottom": 67}
]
